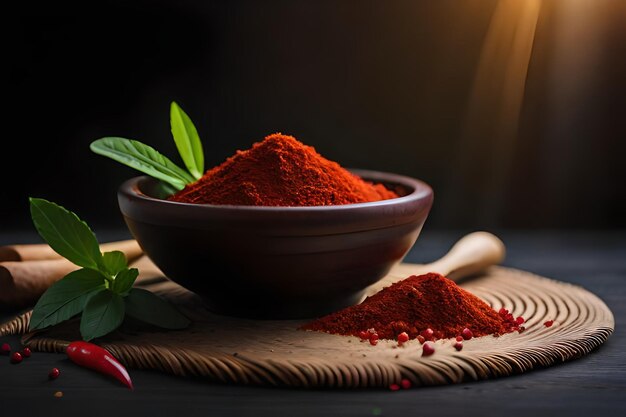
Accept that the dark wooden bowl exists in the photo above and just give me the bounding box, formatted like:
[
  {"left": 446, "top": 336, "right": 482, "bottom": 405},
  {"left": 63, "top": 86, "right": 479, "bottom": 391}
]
[{"left": 118, "top": 170, "right": 433, "bottom": 319}]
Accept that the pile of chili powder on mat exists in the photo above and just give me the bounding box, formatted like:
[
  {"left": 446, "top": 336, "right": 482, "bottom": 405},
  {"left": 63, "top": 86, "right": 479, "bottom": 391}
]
[{"left": 301, "top": 273, "right": 524, "bottom": 341}]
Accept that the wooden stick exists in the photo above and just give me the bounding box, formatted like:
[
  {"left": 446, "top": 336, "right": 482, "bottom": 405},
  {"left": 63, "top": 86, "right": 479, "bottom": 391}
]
[
  {"left": 383, "top": 231, "right": 506, "bottom": 285},
  {"left": 0, "top": 240, "right": 142, "bottom": 262},
  {"left": 0, "top": 241, "right": 143, "bottom": 309},
  {"left": 0, "top": 259, "right": 78, "bottom": 308}
]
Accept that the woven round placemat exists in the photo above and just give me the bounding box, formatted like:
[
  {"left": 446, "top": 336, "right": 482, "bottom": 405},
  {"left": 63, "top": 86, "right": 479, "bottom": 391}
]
[{"left": 0, "top": 260, "right": 614, "bottom": 388}]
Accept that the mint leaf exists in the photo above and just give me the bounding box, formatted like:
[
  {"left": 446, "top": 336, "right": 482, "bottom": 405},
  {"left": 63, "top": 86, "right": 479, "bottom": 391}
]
[
  {"left": 90, "top": 137, "right": 194, "bottom": 190},
  {"left": 80, "top": 290, "right": 125, "bottom": 341},
  {"left": 125, "top": 288, "right": 190, "bottom": 329},
  {"left": 30, "top": 198, "right": 103, "bottom": 270},
  {"left": 30, "top": 268, "right": 106, "bottom": 330},
  {"left": 102, "top": 251, "right": 127, "bottom": 276},
  {"left": 111, "top": 268, "right": 139, "bottom": 295},
  {"left": 170, "top": 102, "right": 204, "bottom": 180}
]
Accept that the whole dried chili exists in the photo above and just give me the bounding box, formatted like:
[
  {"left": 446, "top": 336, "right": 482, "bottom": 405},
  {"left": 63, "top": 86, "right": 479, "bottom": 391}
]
[
  {"left": 301, "top": 273, "right": 523, "bottom": 341},
  {"left": 66, "top": 341, "right": 133, "bottom": 389},
  {"left": 169, "top": 133, "right": 399, "bottom": 206}
]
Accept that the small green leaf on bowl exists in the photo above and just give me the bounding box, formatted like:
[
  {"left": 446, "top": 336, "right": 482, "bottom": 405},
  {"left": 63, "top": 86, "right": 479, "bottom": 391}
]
[
  {"left": 90, "top": 137, "right": 194, "bottom": 190},
  {"left": 170, "top": 101, "right": 204, "bottom": 180}
]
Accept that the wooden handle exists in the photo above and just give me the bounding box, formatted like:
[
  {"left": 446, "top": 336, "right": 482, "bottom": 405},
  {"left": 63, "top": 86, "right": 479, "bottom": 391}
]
[
  {"left": 423, "top": 232, "right": 505, "bottom": 281},
  {"left": 0, "top": 240, "right": 144, "bottom": 309},
  {"left": 0, "top": 239, "right": 142, "bottom": 262}
]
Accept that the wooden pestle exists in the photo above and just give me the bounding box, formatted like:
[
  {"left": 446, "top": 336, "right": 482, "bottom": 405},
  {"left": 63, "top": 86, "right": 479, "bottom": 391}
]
[
  {"left": 384, "top": 231, "right": 506, "bottom": 284},
  {"left": 0, "top": 240, "right": 143, "bottom": 309}
]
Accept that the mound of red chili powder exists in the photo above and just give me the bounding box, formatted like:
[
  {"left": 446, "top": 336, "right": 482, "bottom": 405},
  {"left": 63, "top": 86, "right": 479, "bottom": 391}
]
[
  {"left": 301, "top": 273, "right": 516, "bottom": 340},
  {"left": 168, "top": 133, "right": 399, "bottom": 206}
]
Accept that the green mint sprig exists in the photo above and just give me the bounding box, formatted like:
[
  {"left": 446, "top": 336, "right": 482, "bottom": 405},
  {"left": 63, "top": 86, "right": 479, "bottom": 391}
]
[
  {"left": 29, "top": 198, "right": 190, "bottom": 341},
  {"left": 89, "top": 101, "right": 204, "bottom": 192}
]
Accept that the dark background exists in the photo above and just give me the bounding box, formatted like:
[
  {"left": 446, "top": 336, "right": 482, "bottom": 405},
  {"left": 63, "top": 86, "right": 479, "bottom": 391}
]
[{"left": 3, "top": 0, "right": 625, "bottom": 233}]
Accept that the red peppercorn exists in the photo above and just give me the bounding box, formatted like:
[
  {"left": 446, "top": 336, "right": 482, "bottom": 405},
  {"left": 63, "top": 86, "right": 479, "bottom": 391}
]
[
  {"left": 516, "top": 317, "right": 525, "bottom": 325},
  {"left": 416, "top": 335, "right": 426, "bottom": 344},
  {"left": 1, "top": 343, "right": 10, "bottom": 355},
  {"left": 422, "top": 342, "right": 435, "bottom": 357},
  {"left": 397, "top": 332, "right": 409, "bottom": 345},
  {"left": 544, "top": 320, "right": 554, "bottom": 327},
  {"left": 499, "top": 308, "right": 508, "bottom": 315},
  {"left": 369, "top": 334, "right": 379, "bottom": 346},
  {"left": 454, "top": 341, "right": 463, "bottom": 351},
  {"left": 420, "top": 328, "right": 434, "bottom": 341},
  {"left": 11, "top": 352, "right": 23, "bottom": 364},
  {"left": 22, "top": 347, "right": 32, "bottom": 358},
  {"left": 400, "top": 379, "right": 412, "bottom": 389},
  {"left": 461, "top": 328, "right": 473, "bottom": 340},
  {"left": 359, "top": 331, "right": 369, "bottom": 340},
  {"left": 49, "top": 368, "right": 61, "bottom": 380},
  {"left": 389, "top": 383, "right": 400, "bottom": 391},
  {"left": 455, "top": 335, "right": 463, "bottom": 342}
]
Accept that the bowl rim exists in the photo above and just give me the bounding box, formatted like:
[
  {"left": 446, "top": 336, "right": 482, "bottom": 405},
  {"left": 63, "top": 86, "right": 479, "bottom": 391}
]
[{"left": 119, "top": 169, "right": 433, "bottom": 212}]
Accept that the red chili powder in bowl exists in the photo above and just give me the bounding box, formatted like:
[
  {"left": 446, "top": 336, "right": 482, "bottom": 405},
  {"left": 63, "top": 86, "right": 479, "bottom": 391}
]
[
  {"left": 168, "top": 133, "right": 399, "bottom": 206},
  {"left": 301, "top": 273, "right": 522, "bottom": 341}
]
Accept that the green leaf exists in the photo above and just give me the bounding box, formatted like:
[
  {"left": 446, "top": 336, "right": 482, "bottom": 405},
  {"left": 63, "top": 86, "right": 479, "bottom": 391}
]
[
  {"left": 30, "top": 268, "right": 106, "bottom": 330},
  {"left": 102, "top": 251, "right": 127, "bottom": 276},
  {"left": 29, "top": 198, "right": 103, "bottom": 270},
  {"left": 90, "top": 137, "right": 195, "bottom": 190},
  {"left": 80, "top": 290, "right": 125, "bottom": 341},
  {"left": 125, "top": 288, "right": 190, "bottom": 329},
  {"left": 170, "top": 102, "right": 204, "bottom": 180},
  {"left": 111, "top": 268, "right": 139, "bottom": 295}
]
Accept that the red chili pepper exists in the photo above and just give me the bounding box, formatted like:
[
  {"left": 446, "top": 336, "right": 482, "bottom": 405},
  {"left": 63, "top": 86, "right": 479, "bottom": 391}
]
[{"left": 65, "top": 341, "right": 133, "bottom": 389}]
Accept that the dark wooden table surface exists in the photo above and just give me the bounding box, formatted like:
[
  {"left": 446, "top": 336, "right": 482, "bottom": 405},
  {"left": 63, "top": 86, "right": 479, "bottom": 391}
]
[{"left": 1, "top": 230, "right": 624, "bottom": 416}]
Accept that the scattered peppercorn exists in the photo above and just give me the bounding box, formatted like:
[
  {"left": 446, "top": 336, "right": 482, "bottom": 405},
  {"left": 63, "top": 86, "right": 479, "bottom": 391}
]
[
  {"left": 389, "top": 383, "right": 401, "bottom": 391},
  {"left": 497, "top": 308, "right": 526, "bottom": 332},
  {"left": 54, "top": 391, "right": 63, "bottom": 398},
  {"left": 455, "top": 335, "right": 464, "bottom": 342},
  {"left": 416, "top": 335, "right": 426, "bottom": 344},
  {"left": 544, "top": 320, "right": 554, "bottom": 327},
  {"left": 420, "top": 328, "right": 435, "bottom": 341},
  {"left": 11, "top": 352, "right": 23, "bottom": 364},
  {"left": 49, "top": 368, "right": 60, "bottom": 380},
  {"left": 461, "top": 328, "right": 473, "bottom": 340},
  {"left": 454, "top": 341, "right": 463, "bottom": 351},
  {"left": 1, "top": 343, "right": 10, "bottom": 355},
  {"left": 422, "top": 342, "right": 435, "bottom": 357},
  {"left": 22, "top": 347, "right": 32, "bottom": 358},
  {"left": 370, "top": 334, "right": 379, "bottom": 346},
  {"left": 397, "top": 332, "right": 409, "bottom": 346},
  {"left": 400, "top": 379, "right": 412, "bottom": 389}
]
